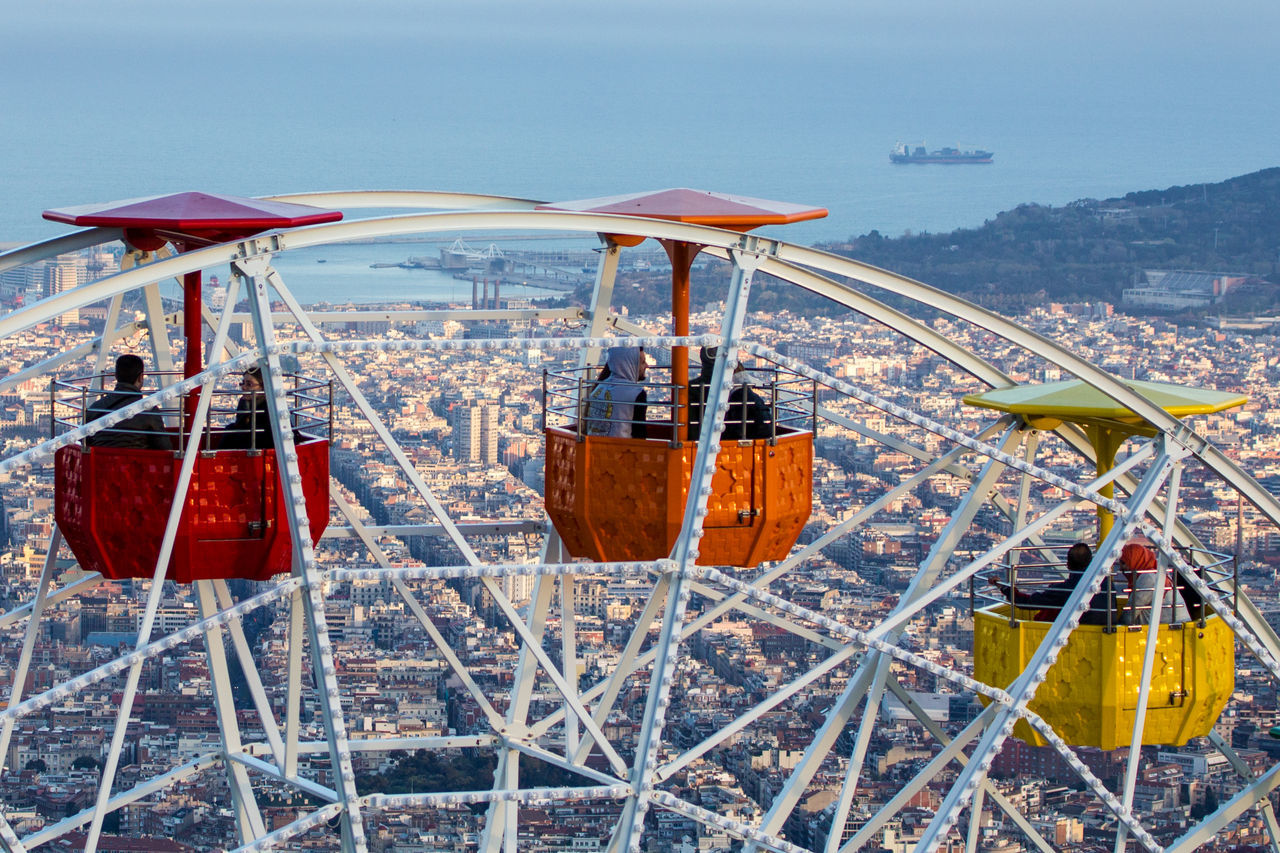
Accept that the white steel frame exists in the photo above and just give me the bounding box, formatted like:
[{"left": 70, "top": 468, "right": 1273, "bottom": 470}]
[{"left": 0, "top": 192, "right": 1277, "bottom": 853}]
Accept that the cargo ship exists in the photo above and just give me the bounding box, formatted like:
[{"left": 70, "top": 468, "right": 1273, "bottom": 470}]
[{"left": 891, "top": 142, "right": 994, "bottom": 164}]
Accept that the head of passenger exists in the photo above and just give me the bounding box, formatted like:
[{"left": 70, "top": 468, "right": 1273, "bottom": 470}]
[
  {"left": 699, "top": 346, "right": 717, "bottom": 374},
  {"left": 1119, "top": 540, "right": 1157, "bottom": 585},
  {"left": 114, "top": 354, "right": 145, "bottom": 389},
  {"left": 606, "top": 347, "right": 646, "bottom": 383},
  {"left": 241, "top": 365, "right": 264, "bottom": 392},
  {"left": 1066, "top": 542, "right": 1092, "bottom": 577}
]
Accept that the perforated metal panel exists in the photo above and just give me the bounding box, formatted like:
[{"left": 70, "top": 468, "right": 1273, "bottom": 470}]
[
  {"left": 544, "top": 427, "right": 812, "bottom": 567},
  {"left": 54, "top": 440, "right": 330, "bottom": 582},
  {"left": 974, "top": 605, "right": 1234, "bottom": 749}
]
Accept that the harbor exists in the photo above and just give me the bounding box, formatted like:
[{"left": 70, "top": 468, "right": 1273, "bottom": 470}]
[{"left": 376, "top": 238, "right": 670, "bottom": 292}]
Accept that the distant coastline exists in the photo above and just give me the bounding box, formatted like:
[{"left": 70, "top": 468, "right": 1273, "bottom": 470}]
[
  {"left": 8, "top": 168, "right": 1279, "bottom": 320},
  {"left": 823, "top": 167, "right": 1280, "bottom": 318}
]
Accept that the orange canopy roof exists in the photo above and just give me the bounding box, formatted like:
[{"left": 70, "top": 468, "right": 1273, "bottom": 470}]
[{"left": 536, "top": 188, "right": 827, "bottom": 232}]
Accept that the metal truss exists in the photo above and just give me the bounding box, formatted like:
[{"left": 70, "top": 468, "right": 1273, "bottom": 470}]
[{"left": 1, "top": 200, "right": 1279, "bottom": 853}]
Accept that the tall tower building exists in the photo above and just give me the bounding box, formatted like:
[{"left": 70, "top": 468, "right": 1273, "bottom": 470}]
[
  {"left": 480, "top": 402, "right": 498, "bottom": 465},
  {"left": 453, "top": 400, "right": 498, "bottom": 464},
  {"left": 43, "top": 256, "right": 88, "bottom": 299},
  {"left": 44, "top": 258, "right": 86, "bottom": 325},
  {"left": 451, "top": 403, "right": 478, "bottom": 462}
]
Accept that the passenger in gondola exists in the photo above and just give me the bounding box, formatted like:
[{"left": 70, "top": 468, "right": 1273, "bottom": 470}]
[
  {"left": 992, "top": 541, "right": 1115, "bottom": 624},
  {"left": 687, "top": 347, "right": 773, "bottom": 441},
  {"left": 1119, "top": 535, "right": 1190, "bottom": 624},
  {"left": 584, "top": 346, "right": 648, "bottom": 439},
  {"left": 577, "top": 361, "right": 611, "bottom": 425},
  {"left": 220, "top": 365, "right": 274, "bottom": 450},
  {"left": 86, "top": 354, "right": 172, "bottom": 450}
]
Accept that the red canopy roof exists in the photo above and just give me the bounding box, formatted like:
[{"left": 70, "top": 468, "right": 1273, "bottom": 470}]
[
  {"left": 536, "top": 188, "right": 827, "bottom": 232},
  {"left": 43, "top": 191, "right": 343, "bottom": 248}
]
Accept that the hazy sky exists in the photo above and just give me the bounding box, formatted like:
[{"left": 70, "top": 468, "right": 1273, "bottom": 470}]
[
  {"left": 8, "top": 1, "right": 1274, "bottom": 62},
  {"left": 1, "top": 0, "right": 1277, "bottom": 243}
]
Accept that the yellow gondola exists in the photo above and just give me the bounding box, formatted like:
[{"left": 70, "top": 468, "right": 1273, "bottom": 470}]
[{"left": 965, "top": 379, "right": 1244, "bottom": 749}]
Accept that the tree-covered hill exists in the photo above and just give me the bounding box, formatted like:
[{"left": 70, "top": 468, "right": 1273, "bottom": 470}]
[{"left": 821, "top": 167, "right": 1280, "bottom": 313}]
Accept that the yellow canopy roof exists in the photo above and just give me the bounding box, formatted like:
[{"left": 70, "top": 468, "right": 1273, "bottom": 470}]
[{"left": 963, "top": 379, "right": 1247, "bottom": 429}]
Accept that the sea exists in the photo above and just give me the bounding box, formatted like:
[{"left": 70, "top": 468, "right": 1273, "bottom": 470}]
[
  {"left": 253, "top": 240, "right": 590, "bottom": 307},
  {"left": 2, "top": 0, "right": 1277, "bottom": 305}
]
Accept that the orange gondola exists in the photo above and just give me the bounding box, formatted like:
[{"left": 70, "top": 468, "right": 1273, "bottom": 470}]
[
  {"left": 542, "top": 365, "right": 812, "bottom": 568},
  {"left": 535, "top": 189, "right": 826, "bottom": 568}
]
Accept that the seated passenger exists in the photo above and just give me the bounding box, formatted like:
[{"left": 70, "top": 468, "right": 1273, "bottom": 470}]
[
  {"left": 86, "top": 354, "right": 172, "bottom": 450},
  {"left": 687, "top": 347, "right": 773, "bottom": 441},
  {"left": 220, "top": 366, "right": 274, "bottom": 450},
  {"left": 1119, "top": 535, "right": 1190, "bottom": 624},
  {"left": 584, "top": 347, "right": 648, "bottom": 439},
  {"left": 992, "top": 542, "right": 1115, "bottom": 624}
]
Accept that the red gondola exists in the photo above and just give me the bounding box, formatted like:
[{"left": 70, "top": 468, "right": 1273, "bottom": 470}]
[
  {"left": 52, "top": 373, "right": 332, "bottom": 583},
  {"left": 42, "top": 192, "right": 344, "bottom": 583}
]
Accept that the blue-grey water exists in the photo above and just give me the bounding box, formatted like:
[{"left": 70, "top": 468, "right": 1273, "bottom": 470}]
[
  {"left": 2, "top": 0, "right": 1277, "bottom": 257},
  {"left": 254, "top": 242, "right": 579, "bottom": 306}
]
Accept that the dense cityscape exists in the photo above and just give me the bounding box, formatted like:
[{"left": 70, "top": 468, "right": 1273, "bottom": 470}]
[{"left": 2, "top": 243, "right": 1280, "bottom": 852}]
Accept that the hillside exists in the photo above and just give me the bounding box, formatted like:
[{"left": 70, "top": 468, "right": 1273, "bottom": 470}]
[{"left": 821, "top": 167, "right": 1280, "bottom": 315}]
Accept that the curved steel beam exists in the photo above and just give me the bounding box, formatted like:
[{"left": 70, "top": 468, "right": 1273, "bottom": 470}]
[
  {"left": 5, "top": 207, "right": 1277, "bottom": 535},
  {"left": 0, "top": 211, "right": 770, "bottom": 339},
  {"left": 759, "top": 243, "right": 1280, "bottom": 532},
  {"left": 0, "top": 191, "right": 539, "bottom": 277},
  {"left": 700, "top": 246, "right": 1014, "bottom": 390},
  {"left": 772, "top": 244, "right": 1205, "bottom": 449},
  {"left": 0, "top": 227, "right": 123, "bottom": 274},
  {"left": 263, "top": 190, "right": 545, "bottom": 210}
]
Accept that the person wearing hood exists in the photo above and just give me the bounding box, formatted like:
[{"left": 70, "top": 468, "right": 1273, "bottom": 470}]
[
  {"left": 687, "top": 347, "right": 773, "bottom": 442},
  {"left": 1119, "top": 535, "right": 1189, "bottom": 624},
  {"left": 584, "top": 346, "right": 648, "bottom": 439}
]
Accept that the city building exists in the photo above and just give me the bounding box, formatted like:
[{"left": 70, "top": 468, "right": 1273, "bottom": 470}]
[{"left": 452, "top": 398, "right": 498, "bottom": 464}]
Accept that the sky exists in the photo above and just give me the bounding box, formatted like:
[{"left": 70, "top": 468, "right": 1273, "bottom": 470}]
[{"left": 1, "top": 0, "right": 1277, "bottom": 244}]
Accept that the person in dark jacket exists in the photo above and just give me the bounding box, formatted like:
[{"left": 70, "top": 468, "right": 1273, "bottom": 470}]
[
  {"left": 992, "top": 542, "right": 1116, "bottom": 624},
  {"left": 687, "top": 347, "right": 773, "bottom": 441},
  {"left": 85, "top": 354, "right": 171, "bottom": 450},
  {"left": 220, "top": 365, "right": 274, "bottom": 450}
]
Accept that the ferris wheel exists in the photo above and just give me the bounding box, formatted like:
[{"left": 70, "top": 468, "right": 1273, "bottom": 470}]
[{"left": 1, "top": 188, "right": 1279, "bottom": 853}]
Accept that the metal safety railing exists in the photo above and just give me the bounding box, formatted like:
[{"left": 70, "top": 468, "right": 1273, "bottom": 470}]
[
  {"left": 541, "top": 362, "right": 815, "bottom": 447},
  {"left": 969, "top": 542, "right": 1236, "bottom": 631},
  {"left": 52, "top": 371, "right": 333, "bottom": 454}
]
